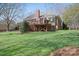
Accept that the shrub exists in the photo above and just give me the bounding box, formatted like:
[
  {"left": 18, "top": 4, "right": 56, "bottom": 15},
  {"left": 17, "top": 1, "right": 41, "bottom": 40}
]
[
  {"left": 62, "top": 22, "right": 69, "bottom": 30},
  {"left": 19, "top": 21, "right": 29, "bottom": 33}
]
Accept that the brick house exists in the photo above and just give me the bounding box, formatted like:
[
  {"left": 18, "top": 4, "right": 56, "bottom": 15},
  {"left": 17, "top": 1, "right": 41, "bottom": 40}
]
[{"left": 25, "top": 10, "right": 63, "bottom": 31}]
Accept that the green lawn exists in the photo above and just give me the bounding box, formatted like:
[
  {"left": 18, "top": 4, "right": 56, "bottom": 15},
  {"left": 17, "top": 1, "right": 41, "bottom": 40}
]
[{"left": 0, "top": 30, "right": 79, "bottom": 56}]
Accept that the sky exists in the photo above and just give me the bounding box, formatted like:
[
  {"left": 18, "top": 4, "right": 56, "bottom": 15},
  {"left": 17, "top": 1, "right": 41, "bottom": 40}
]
[
  {"left": 15, "top": 3, "right": 72, "bottom": 22},
  {"left": 21, "top": 3, "right": 71, "bottom": 16},
  {"left": 0, "top": 3, "right": 72, "bottom": 22}
]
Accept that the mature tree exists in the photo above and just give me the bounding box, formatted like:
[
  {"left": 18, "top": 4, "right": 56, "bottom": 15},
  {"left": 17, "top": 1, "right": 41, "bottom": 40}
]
[
  {"left": 63, "top": 4, "right": 79, "bottom": 24},
  {"left": 0, "top": 3, "right": 23, "bottom": 31}
]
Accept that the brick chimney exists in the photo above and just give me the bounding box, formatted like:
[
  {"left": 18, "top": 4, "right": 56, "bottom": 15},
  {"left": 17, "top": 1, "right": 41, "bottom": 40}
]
[{"left": 35, "top": 9, "right": 40, "bottom": 18}]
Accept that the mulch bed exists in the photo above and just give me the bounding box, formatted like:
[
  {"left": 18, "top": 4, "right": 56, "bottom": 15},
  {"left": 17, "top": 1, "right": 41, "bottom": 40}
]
[{"left": 50, "top": 46, "right": 79, "bottom": 56}]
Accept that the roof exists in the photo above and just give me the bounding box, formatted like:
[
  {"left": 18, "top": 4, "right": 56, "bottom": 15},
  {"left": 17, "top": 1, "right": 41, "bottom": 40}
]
[
  {"left": 24, "top": 14, "right": 55, "bottom": 21},
  {"left": 24, "top": 14, "right": 35, "bottom": 21}
]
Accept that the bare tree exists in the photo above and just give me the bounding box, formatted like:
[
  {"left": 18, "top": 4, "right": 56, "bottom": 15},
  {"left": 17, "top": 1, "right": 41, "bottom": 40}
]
[{"left": 0, "top": 3, "right": 23, "bottom": 31}]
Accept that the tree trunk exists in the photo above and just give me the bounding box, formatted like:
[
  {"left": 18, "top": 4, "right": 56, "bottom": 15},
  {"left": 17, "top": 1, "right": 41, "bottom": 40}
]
[{"left": 7, "top": 24, "right": 10, "bottom": 31}]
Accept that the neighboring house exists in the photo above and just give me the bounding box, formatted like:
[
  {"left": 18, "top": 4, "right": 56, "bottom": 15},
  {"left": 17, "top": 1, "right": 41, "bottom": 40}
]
[
  {"left": 0, "top": 20, "right": 16, "bottom": 31},
  {"left": 25, "top": 10, "right": 63, "bottom": 31},
  {"left": 68, "top": 23, "right": 79, "bottom": 30}
]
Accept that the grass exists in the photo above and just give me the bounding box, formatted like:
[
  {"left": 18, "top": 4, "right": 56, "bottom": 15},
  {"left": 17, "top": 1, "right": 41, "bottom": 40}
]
[{"left": 0, "top": 30, "right": 79, "bottom": 55}]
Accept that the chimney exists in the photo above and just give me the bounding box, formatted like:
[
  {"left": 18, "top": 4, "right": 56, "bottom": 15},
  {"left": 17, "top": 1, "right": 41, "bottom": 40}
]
[{"left": 35, "top": 9, "right": 40, "bottom": 18}]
